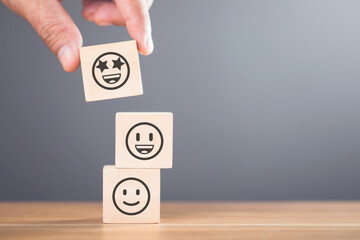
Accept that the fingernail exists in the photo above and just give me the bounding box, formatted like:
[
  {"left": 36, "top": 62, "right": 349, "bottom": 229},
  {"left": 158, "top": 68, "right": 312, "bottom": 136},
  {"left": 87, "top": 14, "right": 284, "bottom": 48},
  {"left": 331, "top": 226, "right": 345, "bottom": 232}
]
[
  {"left": 58, "top": 45, "right": 73, "bottom": 70},
  {"left": 145, "top": 32, "right": 154, "bottom": 53}
]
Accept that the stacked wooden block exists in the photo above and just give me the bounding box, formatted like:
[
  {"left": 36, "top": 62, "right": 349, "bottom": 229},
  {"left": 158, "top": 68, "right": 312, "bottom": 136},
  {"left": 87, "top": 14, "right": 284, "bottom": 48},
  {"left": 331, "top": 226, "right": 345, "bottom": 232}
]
[
  {"left": 104, "top": 112, "right": 173, "bottom": 223},
  {"left": 79, "top": 41, "right": 173, "bottom": 223}
]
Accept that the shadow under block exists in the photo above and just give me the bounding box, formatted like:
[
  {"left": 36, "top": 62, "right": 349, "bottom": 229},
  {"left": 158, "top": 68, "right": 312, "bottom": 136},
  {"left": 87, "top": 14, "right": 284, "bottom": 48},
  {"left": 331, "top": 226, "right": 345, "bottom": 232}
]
[
  {"left": 115, "top": 112, "right": 173, "bottom": 169},
  {"left": 103, "top": 166, "right": 160, "bottom": 223},
  {"left": 79, "top": 40, "right": 143, "bottom": 102}
]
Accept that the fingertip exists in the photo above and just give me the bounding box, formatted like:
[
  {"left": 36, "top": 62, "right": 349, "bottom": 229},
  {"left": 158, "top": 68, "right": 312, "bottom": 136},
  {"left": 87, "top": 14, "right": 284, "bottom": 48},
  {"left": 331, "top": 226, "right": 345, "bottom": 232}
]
[
  {"left": 145, "top": 33, "right": 154, "bottom": 54},
  {"left": 63, "top": 63, "right": 79, "bottom": 73},
  {"left": 138, "top": 33, "right": 154, "bottom": 55},
  {"left": 92, "top": 2, "right": 125, "bottom": 26},
  {"left": 63, "top": 56, "right": 80, "bottom": 73},
  {"left": 139, "top": 45, "right": 154, "bottom": 55},
  {"left": 58, "top": 45, "right": 81, "bottom": 72},
  {"left": 82, "top": 1, "right": 105, "bottom": 22},
  {"left": 82, "top": 9, "right": 94, "bottom": 21}
]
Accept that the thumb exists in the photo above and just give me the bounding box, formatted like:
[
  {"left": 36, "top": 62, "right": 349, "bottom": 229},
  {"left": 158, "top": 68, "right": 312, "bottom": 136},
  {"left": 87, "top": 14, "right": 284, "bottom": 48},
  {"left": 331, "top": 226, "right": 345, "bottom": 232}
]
[{"left": 9, "top": 0, "right": 83, "bottom": 72}]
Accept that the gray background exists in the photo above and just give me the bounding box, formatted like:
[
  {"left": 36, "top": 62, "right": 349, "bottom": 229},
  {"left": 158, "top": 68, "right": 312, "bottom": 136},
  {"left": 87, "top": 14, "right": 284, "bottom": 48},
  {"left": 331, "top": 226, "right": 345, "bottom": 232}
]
[{"left": 1, "top": 0, "right": 360, "bottom": 201}]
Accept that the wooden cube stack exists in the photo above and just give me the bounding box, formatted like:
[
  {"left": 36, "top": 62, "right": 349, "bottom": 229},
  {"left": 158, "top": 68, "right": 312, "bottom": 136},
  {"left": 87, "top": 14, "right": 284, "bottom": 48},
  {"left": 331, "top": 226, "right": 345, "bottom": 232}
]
[
  {"left": 103, "top": 113, "right": 173, "bottom": 223},
  {"left": 80, "top": 41, "right": 173, "bottom": 223}
]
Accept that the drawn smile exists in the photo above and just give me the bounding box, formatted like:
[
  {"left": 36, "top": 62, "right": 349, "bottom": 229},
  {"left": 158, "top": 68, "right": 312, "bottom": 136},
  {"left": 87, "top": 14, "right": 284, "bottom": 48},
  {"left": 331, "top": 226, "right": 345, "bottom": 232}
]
[
  {"left": 123, "top": 201, "right": 140, "bottom": 206},
  {"left": 135, "top": 145, "right": 154, "bottom": 154},
  {"left": 102, "top": 73, "right": 121, "bottom": 84}
]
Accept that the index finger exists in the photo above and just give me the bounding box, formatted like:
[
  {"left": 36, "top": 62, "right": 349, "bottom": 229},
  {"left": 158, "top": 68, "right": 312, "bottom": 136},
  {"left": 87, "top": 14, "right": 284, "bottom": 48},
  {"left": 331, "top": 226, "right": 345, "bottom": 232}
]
[{"left": 115, "top": 0, "right": 154, "bottom": 55}]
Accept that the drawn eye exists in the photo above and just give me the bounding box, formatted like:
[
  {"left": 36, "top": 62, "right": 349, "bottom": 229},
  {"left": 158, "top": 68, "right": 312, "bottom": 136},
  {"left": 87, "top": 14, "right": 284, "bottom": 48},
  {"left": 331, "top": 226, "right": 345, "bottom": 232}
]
[
  {"left": 112, "top": 57, "right": 124, "bottom": 70},
  {"left": 123, "top": 189, "right": 127, "bottom": 195},
  {"left": 136, "top": 189, "right": 140, "bottom": 195},
  {"left": 136, "top": 133, "right": 140, "bottom": 141},
  {"left": 149, "top": 133, "right": 153, "bottom": 141},
  {"left": 96, "top": 60, "right": 108, "bottom": 73}
]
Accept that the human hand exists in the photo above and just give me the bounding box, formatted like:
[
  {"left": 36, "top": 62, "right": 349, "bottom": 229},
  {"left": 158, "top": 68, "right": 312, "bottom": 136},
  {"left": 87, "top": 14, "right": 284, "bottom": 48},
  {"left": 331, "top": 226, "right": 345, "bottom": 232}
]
[{"left": 1, "top": 0, "right": 154, "bottom": 72}]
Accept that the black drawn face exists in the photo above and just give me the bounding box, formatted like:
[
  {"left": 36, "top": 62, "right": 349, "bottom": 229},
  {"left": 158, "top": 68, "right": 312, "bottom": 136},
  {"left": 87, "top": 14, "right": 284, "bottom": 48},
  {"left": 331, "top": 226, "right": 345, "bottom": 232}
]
[
  {"left": 126, "top": 122, "right": 164, "bottom": 160},
  {"left": 112, "top": 178, "right": 150, "bottom": 215},
  {"left": 92, "top": 52, "right": 130, "bottom": 90}
]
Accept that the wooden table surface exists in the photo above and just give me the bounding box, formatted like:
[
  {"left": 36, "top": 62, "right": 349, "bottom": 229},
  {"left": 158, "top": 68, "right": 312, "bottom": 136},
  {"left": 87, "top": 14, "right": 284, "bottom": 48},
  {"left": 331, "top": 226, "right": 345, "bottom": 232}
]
[{"left": 0, "top": 202, "right": 360, "bottom": 239}]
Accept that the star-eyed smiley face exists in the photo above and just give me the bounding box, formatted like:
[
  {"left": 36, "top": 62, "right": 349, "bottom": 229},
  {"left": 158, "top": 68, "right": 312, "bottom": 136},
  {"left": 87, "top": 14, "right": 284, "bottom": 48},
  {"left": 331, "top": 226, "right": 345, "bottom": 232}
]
[
  {"left": 92, "top": 52, "right": 130, "bottom": 90},
  {"left": 126, "top": 122, "right": 164, "bottom": 160},
  {"left": 112, "top": 177, "right": 150, "bottom": 216}
]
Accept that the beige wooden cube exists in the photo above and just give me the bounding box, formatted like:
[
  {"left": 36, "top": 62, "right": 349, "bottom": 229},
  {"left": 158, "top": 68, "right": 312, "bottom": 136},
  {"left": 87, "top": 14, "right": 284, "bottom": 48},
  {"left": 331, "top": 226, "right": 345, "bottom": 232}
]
[
  {"left": 115, "top": 112, "right": 173, "bottom": 169},
  {"left": 103, "top": 166, "right": 160, "bottom": 223},
  {"left": 79, "top": 40, "right": 143, "bottom": 102}
]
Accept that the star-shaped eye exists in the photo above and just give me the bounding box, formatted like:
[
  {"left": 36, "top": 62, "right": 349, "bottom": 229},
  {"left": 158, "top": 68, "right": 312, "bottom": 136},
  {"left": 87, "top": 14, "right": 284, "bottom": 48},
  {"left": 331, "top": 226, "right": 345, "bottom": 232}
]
[
  {"left": 112, "top": 57, "right": 125, "bottom": 70},
  {"left": 96, "top": 60, "right": 108, "bottom": 73}
]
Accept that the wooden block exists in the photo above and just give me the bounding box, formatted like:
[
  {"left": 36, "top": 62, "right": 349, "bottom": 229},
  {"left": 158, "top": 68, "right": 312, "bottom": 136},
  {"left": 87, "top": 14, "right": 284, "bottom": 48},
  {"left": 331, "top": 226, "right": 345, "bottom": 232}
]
[
  {"left": 103, "top": 166, "right": 160, "bottom": 223},
  {"left": 115, "top": 112, "right": 173, "bottom": 169},
  {"left": 79, "top": 40, "right": 143, "bottom": 102}
]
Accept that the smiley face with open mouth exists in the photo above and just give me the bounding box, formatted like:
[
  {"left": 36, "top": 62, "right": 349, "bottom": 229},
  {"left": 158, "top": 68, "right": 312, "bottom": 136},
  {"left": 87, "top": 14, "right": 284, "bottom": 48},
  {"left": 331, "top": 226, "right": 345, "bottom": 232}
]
[
  {"left": 112, "top": 177, "right": 150, "bottom": 215},
  {"left": 126, "top": 122, "right": 164, "bottom": 160},
  {"left": 92, "top": 52, "right": 130, "bottom": 90}
]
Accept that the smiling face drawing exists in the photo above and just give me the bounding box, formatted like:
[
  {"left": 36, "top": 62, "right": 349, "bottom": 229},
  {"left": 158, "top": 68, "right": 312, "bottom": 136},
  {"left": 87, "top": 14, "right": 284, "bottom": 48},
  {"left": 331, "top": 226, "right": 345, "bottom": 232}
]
[
  {"left": 126, "top": 122, "right": 164, "bottom": 160},
  {"left": 92, "top": 52, "right": 130, "bottom": 90},
  {"left": 112, "top": 178, "right": 150, "bottom": 215}
]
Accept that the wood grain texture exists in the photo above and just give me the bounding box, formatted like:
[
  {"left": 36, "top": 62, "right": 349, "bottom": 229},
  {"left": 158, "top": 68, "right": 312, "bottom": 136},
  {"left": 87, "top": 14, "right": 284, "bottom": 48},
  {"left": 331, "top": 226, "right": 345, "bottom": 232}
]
[{"left": 0, "top": 202, "right": 360, "bottom": 239}]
